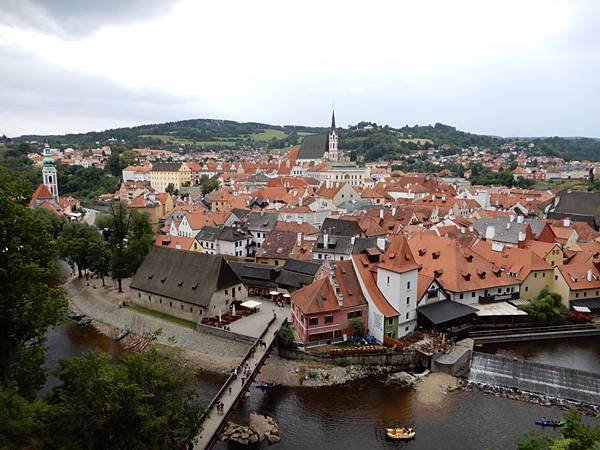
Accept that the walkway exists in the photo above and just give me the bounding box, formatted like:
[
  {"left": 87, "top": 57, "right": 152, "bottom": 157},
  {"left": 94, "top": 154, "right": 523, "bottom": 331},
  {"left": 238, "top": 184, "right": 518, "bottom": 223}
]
[
  {"left": 64, "top": 278, "right": 248, "bottom": 373},
  {"left": 192, "top": 315, "right": 287, "bottom": 450}
]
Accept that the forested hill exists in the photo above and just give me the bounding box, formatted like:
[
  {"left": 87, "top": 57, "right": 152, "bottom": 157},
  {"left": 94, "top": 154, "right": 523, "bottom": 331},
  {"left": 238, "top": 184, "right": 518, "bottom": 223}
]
[{"left": 13, "top": 118, "right": 600, "bottom": 162}]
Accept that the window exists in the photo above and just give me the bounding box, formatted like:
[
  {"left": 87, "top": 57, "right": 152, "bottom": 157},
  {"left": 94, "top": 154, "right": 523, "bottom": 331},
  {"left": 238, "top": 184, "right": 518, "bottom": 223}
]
[
  {"left": 406, "top": 312, "right": 409, "bottom": 320},
  {"left": 575, "top": 293, "right": 579, "bottom": 298},
  {"left": 348, "top": 310, "right": 362, "bottom": 319},
  {"left": 407, "top": 281, "right": 411, "bottom": 289},
  {"left": 387, "top": 276, "right": 390, "bottom": 285},
  {"left": 181, "top": 304, "right": 184, "bottom": 310},
  {"left": 460, "top": 293, "right": 464, "bottom": 299},
  {"left": 497, "top": 288, "right": 501, "bottom": 293},
  {"left": 542, "top": 273, "right": 546, "bottom": 278},
  {"left": 190, "top": 307, "right": 194, "bottom": 312},
  {"left": 325, "top": 315, "right": 333, "bottom": 324},
  {"left": 159, "top": 299, "right": 162, "bottom": 304},
  {"left": 148, "top": 295, "right": 151, "bottom": 300},
  {"left": 309, "top": 317, "right": 319, "bottom": 326},
  {"left": 406, "top": 297, "right": 410, "bottom": 305},
  {"left": 534, "top": 273, "right": 538, "bottom": 278},
  {"left": 525, "top": 286, "right": 529, "bottom": 291},
  {"left": 138, "top": 292, "right": 141, "bottom": 298},
  {"left": 388, "top": 318, "right": 393, "bottom": 325},
  {"left": 169, "top": 301, "right": 173, "bottom": 307},
  {"left": 472, "top": 292, "right": 476, "bottom": 297},
  {"left": 584, "top": 292, "right": 587, "bottom": 297},
  {"left": 238, "top": 286, "right": 242, "bottom": 291},
  {"left": 225, "top": 289, "right": 228, "bottom": 295},
  {"left": 405, "top": 326, "right": 409, "bottom": 331},
  {"left": 555, "top": 275, "right": 558, "bottom": 280}
]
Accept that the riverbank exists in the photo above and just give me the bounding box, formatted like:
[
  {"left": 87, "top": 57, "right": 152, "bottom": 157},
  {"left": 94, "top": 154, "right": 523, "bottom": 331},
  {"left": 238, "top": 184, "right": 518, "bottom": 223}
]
[
  {"left": 64, "top": 276, "right": 429, "bottom": 388},
  {"left": 452, "top": 378, "right": 599, "bottom": 416}
]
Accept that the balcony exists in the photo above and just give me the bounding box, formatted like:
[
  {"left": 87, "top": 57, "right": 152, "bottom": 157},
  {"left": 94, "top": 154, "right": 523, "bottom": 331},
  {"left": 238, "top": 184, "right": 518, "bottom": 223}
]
[{"left": 478, "top": 292, "right": 519, "bottom": 304}]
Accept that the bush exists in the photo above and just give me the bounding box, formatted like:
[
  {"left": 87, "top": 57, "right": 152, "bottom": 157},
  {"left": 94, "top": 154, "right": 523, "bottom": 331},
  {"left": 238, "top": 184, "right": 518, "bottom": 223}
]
[
  {"left": 520, "top": 288, "right": 567, "bottom": 323},
  {"left": 277, "top": 326, "right": 295, "bottom": 349}
]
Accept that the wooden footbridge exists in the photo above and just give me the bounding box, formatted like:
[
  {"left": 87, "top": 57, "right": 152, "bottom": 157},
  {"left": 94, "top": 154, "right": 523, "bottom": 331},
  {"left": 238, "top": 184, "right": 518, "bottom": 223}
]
[{"left": 192, "top": 316, "right": 287, "bottom": 449}]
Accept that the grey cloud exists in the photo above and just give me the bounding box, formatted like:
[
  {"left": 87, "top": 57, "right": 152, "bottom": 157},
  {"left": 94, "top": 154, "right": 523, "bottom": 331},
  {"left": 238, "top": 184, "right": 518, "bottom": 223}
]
[
  {"left": 0, "top": 46, "right": 211, "bottom": 136},
  {"left": 0, "top": 0, "right": 180, "bottom": 38}
]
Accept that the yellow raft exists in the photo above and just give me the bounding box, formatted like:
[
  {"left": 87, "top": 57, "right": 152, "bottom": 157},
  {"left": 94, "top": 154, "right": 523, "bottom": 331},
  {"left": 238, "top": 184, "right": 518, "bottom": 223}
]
[{"left": 386, "top": 427, "right": 416, "bottom": 441}]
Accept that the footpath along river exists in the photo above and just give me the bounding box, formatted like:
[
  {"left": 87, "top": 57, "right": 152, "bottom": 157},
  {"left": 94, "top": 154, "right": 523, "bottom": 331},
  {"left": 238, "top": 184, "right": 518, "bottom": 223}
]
[{"left": 44, "top": 324, "right": 598, "bottom": 449}]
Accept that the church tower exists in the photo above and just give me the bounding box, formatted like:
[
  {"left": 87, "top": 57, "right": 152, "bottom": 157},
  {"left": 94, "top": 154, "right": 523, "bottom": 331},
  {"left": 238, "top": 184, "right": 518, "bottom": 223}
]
[
  {"left": 42, "top": 145, "right": 59, "bottom": 202},
  {"left": 328, "top": 109, "right": 338, "bottom": 161}
]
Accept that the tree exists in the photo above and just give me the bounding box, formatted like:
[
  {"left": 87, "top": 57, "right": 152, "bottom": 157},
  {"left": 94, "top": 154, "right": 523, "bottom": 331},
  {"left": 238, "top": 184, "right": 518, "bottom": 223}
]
[
  {"left": 0, "top": 169, "right": 67, "bottom": 398},
  {"left": 107, "top": 202, "right": 154, "bottom": 292},
  {"left": 516, "top": 408, "right": 600, "bottom": 450},
  {"left": 106, "top": 151, "right": 122, "bottom": 178},
  {"left": 58, "top": 222, "right": 104, "bottom": 278},
  {"left": 88, "top": 239, "right": 111, "bottom": 286},
  {"left": 277, "top": 326, "right": 295, "bottom": 349},
  {"left": 349, "top": 318, "right": 365, "bottom": 339},
  {"left": 45, "top": 349, "right": 203, "bottom": 450},
  {"left": 32, "top": 207, "right": 66, "bottom": 238},
  {"left": 165, "top": 183, "right": 175, "bottom": 195},
  {"left": 520, "top": 288, "right": 567, "bottom": 323}
]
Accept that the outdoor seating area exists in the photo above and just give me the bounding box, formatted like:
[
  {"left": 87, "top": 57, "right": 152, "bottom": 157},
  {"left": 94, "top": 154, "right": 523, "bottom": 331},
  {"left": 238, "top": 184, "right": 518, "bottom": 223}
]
[{"left": 200, "top": 301, "right": 262, "bottom": 328}]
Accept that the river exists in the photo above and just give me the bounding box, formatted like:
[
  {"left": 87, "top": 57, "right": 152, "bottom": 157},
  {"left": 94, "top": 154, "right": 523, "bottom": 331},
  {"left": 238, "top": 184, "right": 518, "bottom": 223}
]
[{"left": 44, "top": 324, "right": 598, "bottom": 449}]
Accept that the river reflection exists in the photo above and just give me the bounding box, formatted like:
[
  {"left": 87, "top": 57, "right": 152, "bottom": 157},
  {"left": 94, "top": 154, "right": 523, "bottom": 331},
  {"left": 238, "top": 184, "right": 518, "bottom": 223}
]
[{"left": 46, "top": 324, "right": 597, "bottom": 449}]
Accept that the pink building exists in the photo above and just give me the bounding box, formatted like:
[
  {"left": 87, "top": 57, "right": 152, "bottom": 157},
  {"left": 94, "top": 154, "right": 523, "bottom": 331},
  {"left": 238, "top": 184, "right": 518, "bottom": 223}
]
[{"left": 291, "top": 260, "right": 368, "bottom": 346}]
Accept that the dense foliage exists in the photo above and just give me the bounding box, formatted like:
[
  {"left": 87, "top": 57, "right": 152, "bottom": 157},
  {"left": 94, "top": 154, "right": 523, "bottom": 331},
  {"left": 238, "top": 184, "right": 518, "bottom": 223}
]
[
  {"left": 0, "top": 168, "right": 67, "bottom": 398},
  {"left": 57, "top": 165, "right": 120, "bottom": 200},
  {"left": 469, "top": 164, "right": 534, "bottom": 188},
  {"left": 0, "top": 170, "right": 202, "bottom": 448},
  {"left": 516, "top": 408, "right": 600, "bottom": 449},
  {"left": 46, "top": 350, "right": 203, "bottom": 450},
  {"left": 520, "top": 288, "right": 567, "bottom": 323}
]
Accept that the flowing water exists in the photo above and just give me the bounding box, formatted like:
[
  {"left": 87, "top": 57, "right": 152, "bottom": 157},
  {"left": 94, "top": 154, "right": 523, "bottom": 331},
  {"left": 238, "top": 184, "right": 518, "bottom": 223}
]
[{"left": 45, "top": 324, "right": 599, "bottom": 449}]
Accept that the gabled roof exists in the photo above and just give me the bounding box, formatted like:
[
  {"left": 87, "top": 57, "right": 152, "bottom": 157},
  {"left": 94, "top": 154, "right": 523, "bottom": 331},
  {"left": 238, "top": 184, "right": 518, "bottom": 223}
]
[
  {"left": 352, "top": 254, "right": 399, "bottom": 318},
  {"left": 321, "top": 217, "right": 363, "bottom": 237},
  {"left": 244, "top": 211, "right": 279, "bottom": 231},
  {"left": 297, "top": 134, "right": 328, "bottom": 160},
  {"left": 378, "top": 235, "right": 420, "bottom": 274},
  {"left": 196, "top": 226, "right": 250, "bottom": 242},
  {"left": 291, "top": 261, "right": 366, "bottom": 315},
  {"left": 130, "top": 246, "right": 240, "bottom": 307},
  {"left": 29, "top": 184, "right": 54, "bottom": 207},
  {"left": 556, "top": 264, "right": 600, "bottom": 290},
  {"left": 151, "top": 162, "right": 183, "bottom": 172}
]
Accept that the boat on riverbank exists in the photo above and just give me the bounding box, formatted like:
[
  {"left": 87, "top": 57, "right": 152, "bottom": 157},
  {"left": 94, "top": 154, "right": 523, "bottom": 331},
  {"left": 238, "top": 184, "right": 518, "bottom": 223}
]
[
  {"left": 256, "top": 382, "right": 281, "bottom": 390},
  {"left": 386, "top": 427, "right": 416, "bottom": 441},
  {"left": 535, "top": 419, "right": 565, "bottom": 427},
  {"left": 76, "top": 318, "right": 93, "bottom": 327},
  {"left": 115, "top": 329, "right": 129, "bottom": 341}
]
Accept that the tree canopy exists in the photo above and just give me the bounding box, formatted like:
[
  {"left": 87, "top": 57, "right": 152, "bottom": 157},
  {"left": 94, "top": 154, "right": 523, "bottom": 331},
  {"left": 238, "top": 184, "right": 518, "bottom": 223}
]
[{"left": 520, "top": 288, "right": 567, "bottom": 323}]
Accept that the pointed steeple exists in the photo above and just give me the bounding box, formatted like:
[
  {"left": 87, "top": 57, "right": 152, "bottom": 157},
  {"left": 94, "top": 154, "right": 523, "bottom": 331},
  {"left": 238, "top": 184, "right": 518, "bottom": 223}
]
[{"left": 330, "top": 108, "right": 336, "bottom": 131}]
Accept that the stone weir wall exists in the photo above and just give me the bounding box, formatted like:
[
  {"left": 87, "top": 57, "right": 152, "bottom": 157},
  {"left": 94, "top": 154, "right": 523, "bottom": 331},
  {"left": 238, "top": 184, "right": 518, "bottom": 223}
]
[
  {"left": 278, "top": 347, "right": 428, "bottom": 369},
  {"left": 468, "top": 351, "right": 600, "bottom": 405}
]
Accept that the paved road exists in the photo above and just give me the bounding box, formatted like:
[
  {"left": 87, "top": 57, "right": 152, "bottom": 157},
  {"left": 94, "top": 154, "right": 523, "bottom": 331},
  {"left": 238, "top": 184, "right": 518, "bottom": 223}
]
[
  {"left": 82, "top": 207, "right": 98, "bottom": 226},
  {"left": 193, "top": 315, "right": 286, "bottom": 449},
  {"left": 64, "top": 279, "right": 248, "bottom": 372}
]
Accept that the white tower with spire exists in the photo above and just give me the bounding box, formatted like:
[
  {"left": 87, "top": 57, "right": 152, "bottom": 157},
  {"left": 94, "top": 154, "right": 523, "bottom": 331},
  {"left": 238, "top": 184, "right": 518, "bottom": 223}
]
[
  {"left": 328, "top": 109, "right": 338, "bottom": 161},
  {"left": 42, "top": 145, "right": 59, "bottom": 202}
]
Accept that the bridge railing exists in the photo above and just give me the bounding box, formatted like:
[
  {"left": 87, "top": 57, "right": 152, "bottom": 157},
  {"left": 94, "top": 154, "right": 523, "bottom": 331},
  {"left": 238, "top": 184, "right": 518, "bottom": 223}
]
[{"left": 196, "top": 316, "right": 284, "bottom": 439}]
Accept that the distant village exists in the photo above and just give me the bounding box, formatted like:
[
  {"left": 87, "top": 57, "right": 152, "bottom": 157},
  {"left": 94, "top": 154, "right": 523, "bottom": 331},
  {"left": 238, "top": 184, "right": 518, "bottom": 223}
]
[{"left": 27, "top": 110, "right": 600, "bottom": 347}]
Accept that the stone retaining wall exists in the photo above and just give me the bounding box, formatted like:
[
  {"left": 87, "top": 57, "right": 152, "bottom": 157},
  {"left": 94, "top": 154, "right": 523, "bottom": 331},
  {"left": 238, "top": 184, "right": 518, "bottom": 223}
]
[
  {"left": 196, "top": 322, "right": 255, "bottom": 344},
  {"left": 278, "top": 347, "right": 427, "bottom": 368}
]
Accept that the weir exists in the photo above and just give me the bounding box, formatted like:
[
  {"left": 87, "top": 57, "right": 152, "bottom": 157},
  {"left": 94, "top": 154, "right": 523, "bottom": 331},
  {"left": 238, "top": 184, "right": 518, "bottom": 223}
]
[{"left": 468, "top": 351, "right": 600, "bottom": 405}]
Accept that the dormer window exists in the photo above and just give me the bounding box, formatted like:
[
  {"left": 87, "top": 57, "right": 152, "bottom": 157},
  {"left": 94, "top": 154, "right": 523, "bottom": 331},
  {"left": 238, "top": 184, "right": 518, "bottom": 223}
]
[
  {"left": 464, "top": 254, "right": 473, "bottom": 262},
  {"left": 434, "top": 269, "right": 443, "bottom": 278},
  {"left": 432, "top": 251, "right": 440, "bottom": 259}
]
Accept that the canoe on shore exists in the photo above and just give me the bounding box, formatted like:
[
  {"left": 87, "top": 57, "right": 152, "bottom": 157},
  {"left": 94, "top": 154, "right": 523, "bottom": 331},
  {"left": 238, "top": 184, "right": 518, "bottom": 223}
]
[
  {"left": 386, "top": 427, "right": 416, "bottom": 440},
  {"left": 535, "top": 419, "right": 566, "bottom": 427},
  {"left": 115, "top": 329, "right": 130, "bottom": 341},
  {"left": 256, "top": 382, "right": 281, "bottom": 390}
]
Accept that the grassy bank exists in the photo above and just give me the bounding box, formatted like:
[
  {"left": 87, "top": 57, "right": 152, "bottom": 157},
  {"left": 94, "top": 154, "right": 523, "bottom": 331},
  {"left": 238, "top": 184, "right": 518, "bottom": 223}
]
[{"left": 131, "top": 304, "right": 197, "bottom": 329}]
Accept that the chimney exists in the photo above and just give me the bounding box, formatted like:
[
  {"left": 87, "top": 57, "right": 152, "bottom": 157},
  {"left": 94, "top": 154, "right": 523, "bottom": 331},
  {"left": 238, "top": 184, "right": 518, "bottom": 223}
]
[
  {"left": 518, "top": 231, "right": 526, "bottom": 248},
  {"left": 485, "top": 225, "right": 496, "bottom": 240},
  {"left": 297, "top": 232, "right": 303, "bottom": 246},
  {"left": 326, "top": 179, "right": 331, "bottom": 189},
  {"left": 379, "top": 209, "right": 384, "bottom": 220},
  {"left": 563, "top": 217, "right": 571, "bottom": 227},
  {"left": 376, "top": 237, "right": 386, "bottom": 251},
  {"left": 391, "top": 206, "right": 397, "bottom": 216},
  {"left": 323, "top": 233, "right": 329, "bottom": 248},
  {"left": 175, "top": 243, "right": 181, "bottom": 250},
  {"left": 517, "top": 215, "right": 524, "bottom": 224},
  {"left": 506, "top": 222, "right": 511, "bottom": 230},
  {"left": 510, "top": 215, "right": 515, "bottom": 222},
  {"left": 350, "top": 236, "right": 356, "bottom": 245},
  {"left": 587, "top": 269, "right": 593, "bottom": 282}
]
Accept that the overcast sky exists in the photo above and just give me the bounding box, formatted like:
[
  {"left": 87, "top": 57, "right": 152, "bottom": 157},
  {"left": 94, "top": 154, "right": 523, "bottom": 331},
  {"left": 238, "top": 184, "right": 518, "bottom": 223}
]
[{"left": 1, "top": 0, "right": 599, "bottom": 137}]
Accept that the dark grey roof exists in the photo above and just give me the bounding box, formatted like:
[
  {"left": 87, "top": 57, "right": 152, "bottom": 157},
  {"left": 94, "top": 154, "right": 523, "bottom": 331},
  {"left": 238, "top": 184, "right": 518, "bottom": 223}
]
[
  {"left": 297, "top": 133, "right": 328, "bottom": 160},
  {"left": 337, "top": 200, "right": 374, "bottom": 213},
  {"left": 196, "top": 226, "right": 251, "bottom": 242},
  {"left": 282, "top": 259, "right": 321, "bottom": 276},
  {"left": 230, "top": 208, "right": 251, "bottom": 220},
  {"left": 549, "top": 192, "right": 600, "bottom": 229},
  {"left": 417, "top": 300, "right": 478, "bottom": 325},
  {"left": 244, "top": 211, "right": 278, "bottom": 232},
  {"left": 570, "top": 298, "right": 600, "bottom": 312},
  {"left": 151, "top": 162, "right": 182, "bottom": 172},
  {"left": 473, "top": 217, "right": 546, "bottom": 244},
  {"left": 315, "top": 235, "right": 354, "bottom": 255},
  {"left": 276, "top": 270, "right": 316, "bottom": 288},
  {"left": 228, "top": 261, "right": 280, "bottom": 288},
  {"left": 321, "top": 218, "right": 363, "bottom": 237},
  {"left": 130, "top": 246, "right": 240, "bottom": 307},
  {"left": 351, "top": 237, "right": 380, "bottom": 254}
]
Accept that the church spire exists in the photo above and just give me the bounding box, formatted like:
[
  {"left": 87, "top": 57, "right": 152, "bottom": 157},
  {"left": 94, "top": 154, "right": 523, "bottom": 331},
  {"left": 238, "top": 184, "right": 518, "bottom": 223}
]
[{"left": 330, "top": 108, "right": 336, "bottom": 131}]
